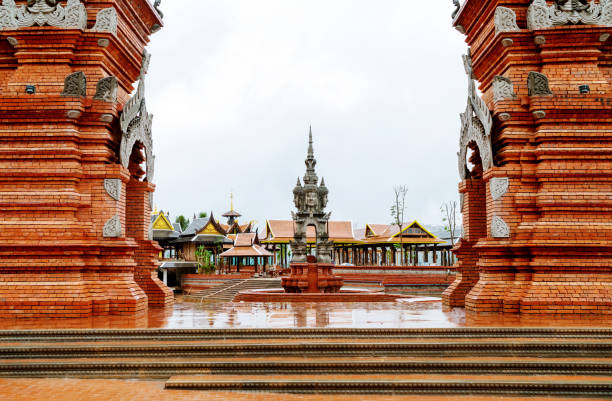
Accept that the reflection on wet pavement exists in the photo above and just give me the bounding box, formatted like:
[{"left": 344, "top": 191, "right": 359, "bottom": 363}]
[{"left": 1, "top": 297, "right": 612, "bottom": 330}]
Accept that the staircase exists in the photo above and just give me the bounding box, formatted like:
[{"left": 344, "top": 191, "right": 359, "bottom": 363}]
[
  {"left": 0, "top": 328, "right": 611, "bottom": 396},
  {"left": 184, "top": 278, "right": 281, "bottom": 302}
]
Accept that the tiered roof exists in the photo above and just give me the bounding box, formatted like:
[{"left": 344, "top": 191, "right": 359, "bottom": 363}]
[{"left": 219, "top": 232, "right": 273, "bottom": 258}]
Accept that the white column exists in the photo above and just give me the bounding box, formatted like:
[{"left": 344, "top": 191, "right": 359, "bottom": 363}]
[{"left": 162, "top": 269, "right": 168, "bottom": 286}]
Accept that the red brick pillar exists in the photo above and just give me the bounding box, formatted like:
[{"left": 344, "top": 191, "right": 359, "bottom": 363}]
[
  {"left": 443, "top": 179, "right": 485, "bottom": 307},
  {"left": 125, "top": 179, "right": 173, "bottom": 307}
]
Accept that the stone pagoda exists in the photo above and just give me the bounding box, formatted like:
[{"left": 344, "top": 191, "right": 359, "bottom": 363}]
[
  {"left": 444, "top": 0, "right": 612, "bottom": 315},
  {"left": 0, "top": 0, "right": 173, "bottom": 318},
  {"left": 281, "top": 129, "right": 343, "bottom": 293}
]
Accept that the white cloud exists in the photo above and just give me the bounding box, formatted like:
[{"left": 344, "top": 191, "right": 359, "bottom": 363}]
[{"left": 146, "top": 0, "right": 468, "bottom": 229}]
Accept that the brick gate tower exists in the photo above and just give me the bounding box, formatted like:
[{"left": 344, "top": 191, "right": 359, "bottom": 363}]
[
  {"left": 0, "top": 0, "right": 173, "bottom": 318},
  {"left": 443, "top": 0, "right": 612, "bottom": 315}
]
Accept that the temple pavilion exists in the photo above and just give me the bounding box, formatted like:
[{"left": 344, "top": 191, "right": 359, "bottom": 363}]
[{"left": 261, "top": 219, "right": 450, "bottom": 267}]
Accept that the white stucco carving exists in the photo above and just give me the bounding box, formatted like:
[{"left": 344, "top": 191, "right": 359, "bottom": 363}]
[
  {"left": 0, "top": 0, "right": 87, "bottom": 30},
  {"left": 93, "top": 7, "right": 117, "bottom": 34},
  {"left": 103, "top": 214, "right": 122, "bottom": 238},
  {"left": 493, "top": 76, "right": 516, "bottom": 103},
  {"left": 491, "top": 215, "right": 510, "bottom": 238},
  {"left": 119, "top": 50, "right": 155, "bottom": 182},
  {"left": 495, "top": 7, "right": 520, "bottom": 34},
  {"left": 104, "top": 178, "right": 121, "bottom": 201},
  {"left": 458, "top": 51, "right": 494, "bottom": 180},
  {"left": 527, "top": 0, "right": 612, "bottom": 30},
  {"left": 490, "top": 177, "right": 509, "bottom": 201}
]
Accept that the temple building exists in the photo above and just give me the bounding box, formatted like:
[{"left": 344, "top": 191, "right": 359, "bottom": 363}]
[
  {"left": 219, "top": 233, "right": 274, "bottom": 274},
  {"left": 262, "top": 219, "right": 451, "bottom": 267}
]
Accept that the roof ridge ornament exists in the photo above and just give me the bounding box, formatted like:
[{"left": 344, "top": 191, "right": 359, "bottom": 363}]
[{"left": 527, "top": 0, "right": 612, "bottom": 30}]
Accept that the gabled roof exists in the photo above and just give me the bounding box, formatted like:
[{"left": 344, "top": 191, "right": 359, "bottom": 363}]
[
  {"left": 356, "top": 221, "right": 444, "bottom": 245},
  {"left": 172, "top": 222, "right": 182, "bottom": 233},
  {"left": 219, "top": 232, "right": 272, "bottom": 258},
  {"left": 151, "top": 212, "right": 174, "bottom": 231},
  {"left": 196, "top": 213, "right": 227, "bottom": 237},
  {"left": 263, "top": 220, "right": 356, "bottom": 243},
  {"left": 222, "top": 210, "right": 241, "bottom": 217}
]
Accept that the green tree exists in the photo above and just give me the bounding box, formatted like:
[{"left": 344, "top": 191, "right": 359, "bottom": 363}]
[
  {"left": 175, "top": 215, "right": 190, "bottom": 231},
  {"left": 198, "top": 212, "right": 208, "bottom": 218},
  {"left": 195, "top": 245, "right": 215, "bottom": 274}
]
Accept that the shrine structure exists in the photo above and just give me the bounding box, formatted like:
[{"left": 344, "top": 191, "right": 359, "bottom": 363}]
[
  {"left": 444, "top": 0, "right": 612, "bottom": 314},
  {"left": 0, "top": 0, "right": 173, "bottom": 317},
  {"left": 281, "top": 129, "right": 343, "bottom": 293}
]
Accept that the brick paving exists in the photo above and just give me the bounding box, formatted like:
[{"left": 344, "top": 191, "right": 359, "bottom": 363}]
[{"left": 0, "top": 378, "right": 608, "bottom": 401}]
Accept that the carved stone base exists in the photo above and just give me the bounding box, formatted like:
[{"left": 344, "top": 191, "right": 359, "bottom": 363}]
[{"left": 282, "top": 257, "right": 343, "bottom": 294}]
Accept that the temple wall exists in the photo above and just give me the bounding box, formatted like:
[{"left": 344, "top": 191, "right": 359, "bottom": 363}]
[
  {"left": 0, "top": 0, "right": 172, "bottom": 317},
  {"left": 444, "top": 0, "right": 612, "bottom": 315}
]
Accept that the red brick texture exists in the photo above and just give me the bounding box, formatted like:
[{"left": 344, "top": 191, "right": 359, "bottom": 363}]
[
  {"left": 444, "top": 0, "right": 612, "bottom": 315},
  {"left": 0, "top": 1, "right": 172, "bottom": 317}
]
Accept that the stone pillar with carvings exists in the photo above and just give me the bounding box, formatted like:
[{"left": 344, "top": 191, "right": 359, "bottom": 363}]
[
  {"left": 449, "top": 0, "right": 612, "bottom": 315},
  {"left": 281, "top": 129, "right": 343, "bottom": 294},
  {"left": 0, "top": 0, "right": 171, "bottom": 318}
]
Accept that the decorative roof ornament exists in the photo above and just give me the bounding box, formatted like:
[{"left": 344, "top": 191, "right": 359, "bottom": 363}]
[
  {"left": 451, "top": 0, "right": 461, "bottom": 19},
  {"left": 457, "top": 50, "right": 494, "bottom": 180},
  {"left": 527, "top": 0, "right": 612, "bottom": 30},
  {"left": 0, "top": 0, "right": 87, "bottom": 30},
  {"left": 291, "top": 128, "right": 333, "bottom": 264}
]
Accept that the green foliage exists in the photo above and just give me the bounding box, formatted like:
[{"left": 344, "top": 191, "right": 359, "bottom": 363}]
[
  {"left": 175, "top": 215, "right": 190, "bottom": 231},
  {"left": 198, "top": 212, "right": 208, "bottom": 218},
  {"left": 195, "top": 245, "right": 215, "bottom": 274}
]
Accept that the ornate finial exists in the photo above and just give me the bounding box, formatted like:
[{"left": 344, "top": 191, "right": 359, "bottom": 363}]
[
  {"left": 320, "top": 177, "right": 326, "bottom": 187},
  {"left": 154, "top": 204, "right": 158, "bottom": 214},
  {"left": 296, "top": 177, "right": 302, "bottom": 186},
  {"left": 230, "top": 192, "right": 234, "bottom": 211},
  {"left": 304, "top": 127, "right": 318, "bottom": 185},
  {"left": 308, "top": 126, "right": 314, "bottom": 158}
]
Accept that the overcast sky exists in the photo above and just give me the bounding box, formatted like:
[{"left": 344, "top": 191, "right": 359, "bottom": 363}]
[{"left": 146, "top": 0, "right": 468, "bottom": 231}]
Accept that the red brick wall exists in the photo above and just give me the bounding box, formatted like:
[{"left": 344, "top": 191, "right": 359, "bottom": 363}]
[
  {"left": 0, "top": 1, "right": 171, "bottom": 318},
  {"left": 448, "top": 0, "right": 612, "bottom": 315}
]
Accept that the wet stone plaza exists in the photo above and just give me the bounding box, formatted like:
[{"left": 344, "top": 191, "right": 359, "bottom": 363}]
[{"left": 1, "top": 298, "right": 612, "bottom": 330}]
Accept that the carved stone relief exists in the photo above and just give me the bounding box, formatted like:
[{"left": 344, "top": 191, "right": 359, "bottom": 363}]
[
  {"left": 103, "top": 214, "right": 122, "bottom": 238},
  {"left": 490, "top": 177, "right": 509, "bottom": 201},
  {"left": 93, "top": 7, "right": 117, "bottom": 34},
  {"left": 94, "top": 76, "right": 117, "bottom": 102},
  {"left": 491, "top": 215, "right": 510, "bottom": 238},
  {"left": 0, "top": 0, "right": 87, "bottom": 30},
  {"left": 493, "top": 76, "right": 516, "bottom": 103},
  {"left": 527, "top": 0, "right": 612, "bottom": 30},
  {"left": 458, "top": 51, "right": 494, "bottom": 180},
  {"left": 495, "top": 7, "right": 520, "bottom": 34},
  {"left": 291, "top": 130, "right": 333, "bottom": 264},
  {"left": 61, "top": 71, "right": 86, "bottom": 97},
  {"left": 104, "top": 178, "right": 121, "bottom": 201},
  {"left": 527, "top": 71, "right": 552, "bottom": 96}
]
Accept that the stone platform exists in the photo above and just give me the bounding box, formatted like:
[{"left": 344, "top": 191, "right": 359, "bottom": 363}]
[{"left": 234, "top": 288, "right": 404, "bottom": 302}]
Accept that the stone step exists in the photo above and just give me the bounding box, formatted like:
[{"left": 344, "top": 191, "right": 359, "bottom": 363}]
[
  {"left": 164, "top": 374, "right": 612, "bottom": 396},
  {"left": 3, "top": 328, "right": 612, "bottom": 342},
  {"left": 2, "top": 360, "right": 612, "bottom": 378},
  {"left": 1, "top": 341, "right": 611, "bottom": 358}
]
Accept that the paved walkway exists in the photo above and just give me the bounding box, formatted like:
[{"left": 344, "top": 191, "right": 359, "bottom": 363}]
[{"left": 1, "top": 378, "right": 608, "bottom": 401}]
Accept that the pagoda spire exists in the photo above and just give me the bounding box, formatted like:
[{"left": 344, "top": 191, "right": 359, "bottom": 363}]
[{"left": 304, "top": 126, "right": 318, "bottom": 185}]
